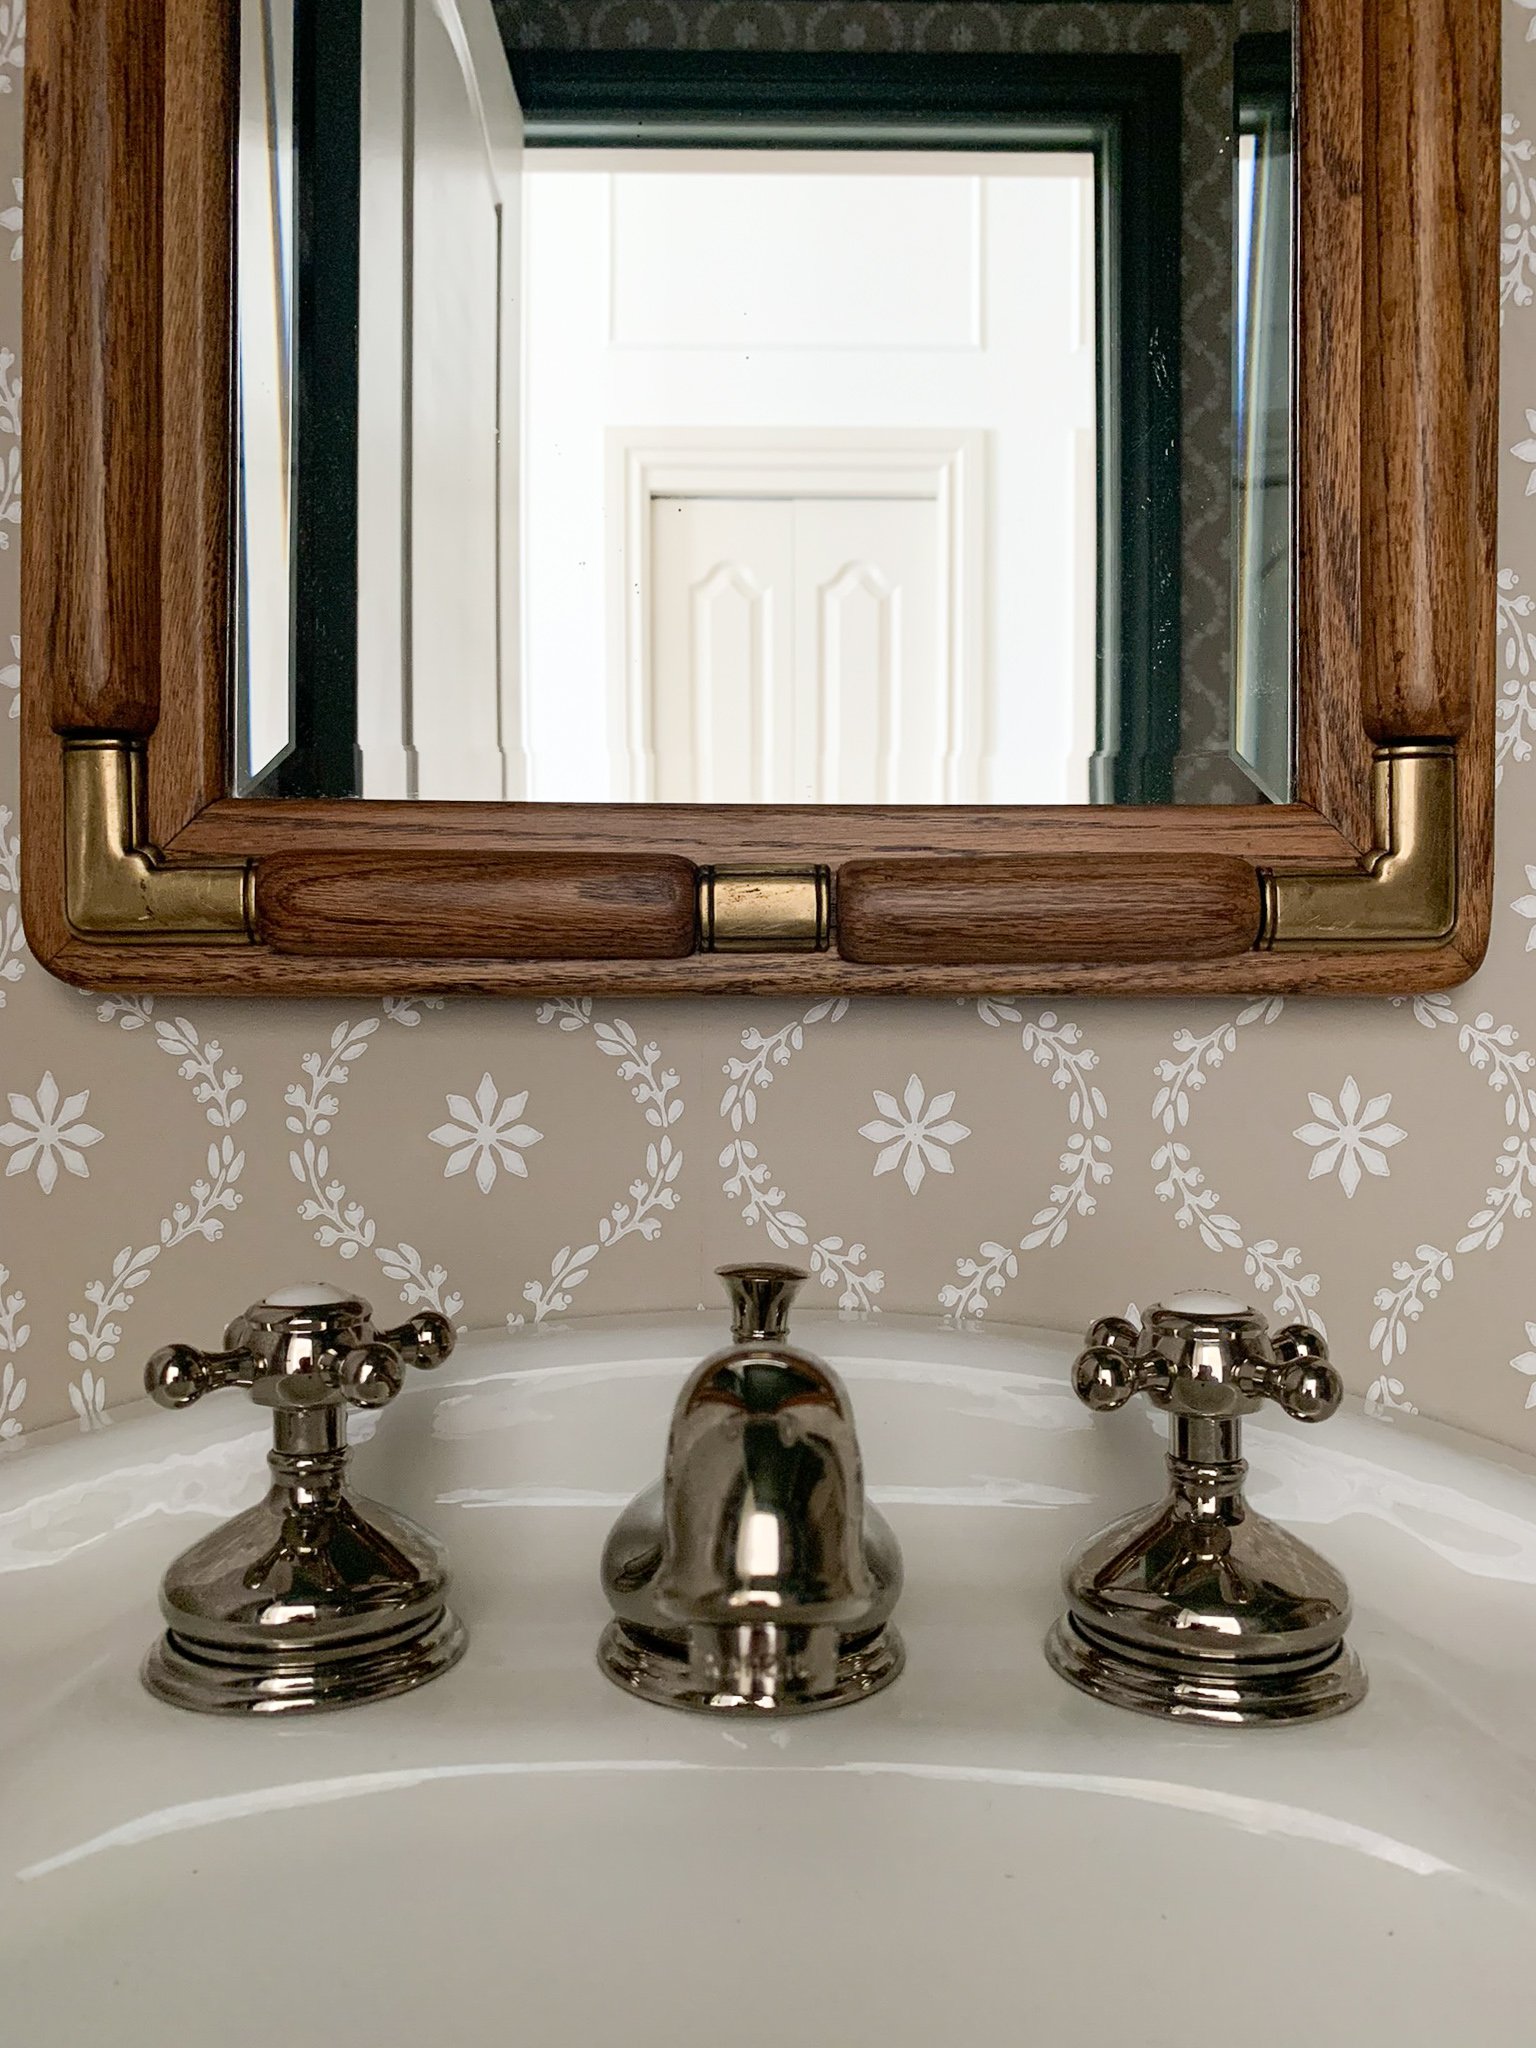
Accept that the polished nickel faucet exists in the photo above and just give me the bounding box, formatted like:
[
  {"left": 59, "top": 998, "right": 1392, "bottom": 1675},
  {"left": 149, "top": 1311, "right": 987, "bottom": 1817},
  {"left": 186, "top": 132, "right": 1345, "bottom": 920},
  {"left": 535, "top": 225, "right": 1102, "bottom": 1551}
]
[
  {"left": 1047, "top": 1290, "right": 1366, "bottom": 1726},
  {"left": 141, "top": 1283, "right": 466, "bottom": 1715},
  {"left": 599, "top": 1263, "right": 904, "bottom": 1714}
]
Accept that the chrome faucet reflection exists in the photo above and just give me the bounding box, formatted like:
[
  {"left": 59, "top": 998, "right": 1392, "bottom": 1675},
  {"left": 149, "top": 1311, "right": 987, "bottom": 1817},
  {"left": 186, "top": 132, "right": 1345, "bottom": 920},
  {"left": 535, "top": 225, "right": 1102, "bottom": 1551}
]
[{"left": 598, "top": 1264, "right": 904, "bottom": 1713}]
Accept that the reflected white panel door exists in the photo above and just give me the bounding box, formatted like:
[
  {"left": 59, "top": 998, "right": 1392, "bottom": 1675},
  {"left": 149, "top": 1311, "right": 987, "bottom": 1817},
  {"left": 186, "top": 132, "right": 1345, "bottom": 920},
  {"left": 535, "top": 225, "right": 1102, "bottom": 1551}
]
[
  {"left": 357, "top": 0, "right": 522, "bottom": 799},
  {"left": 650, "top": 496, "right": 942, "bottom": 803}
]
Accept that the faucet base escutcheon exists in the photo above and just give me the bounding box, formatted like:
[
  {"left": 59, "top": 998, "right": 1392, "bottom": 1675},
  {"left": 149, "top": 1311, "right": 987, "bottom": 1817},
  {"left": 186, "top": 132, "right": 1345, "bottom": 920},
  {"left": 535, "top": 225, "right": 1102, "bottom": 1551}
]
[
  {"left": 1045, "top": 1612, "right": 1364, "bottom": 1726},
  {"left": 144, "top": 1597, "right": 467, "bottom": 1717}
]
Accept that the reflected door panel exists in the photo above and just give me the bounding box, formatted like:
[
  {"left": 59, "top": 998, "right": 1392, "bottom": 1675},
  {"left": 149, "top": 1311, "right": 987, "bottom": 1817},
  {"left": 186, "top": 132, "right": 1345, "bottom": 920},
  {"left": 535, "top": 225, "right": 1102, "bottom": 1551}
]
[
  {"left": 795, "top": 497, "right": 943, "bottom": 805},
  {"left": 649, "top": 495, "right": 946, "bottom": 805},
  {"left": 650, "top": 499, "right": 793, "bottom": 804}
]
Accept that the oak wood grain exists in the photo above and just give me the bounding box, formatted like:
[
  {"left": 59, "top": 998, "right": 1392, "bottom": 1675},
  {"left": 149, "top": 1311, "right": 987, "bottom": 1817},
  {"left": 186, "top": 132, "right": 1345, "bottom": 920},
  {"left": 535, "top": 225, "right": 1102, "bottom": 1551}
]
[
  {"left": 152, "top": 0, "right": 237, "bottom": 847},
  {"left": 255, "top": 853, "right": 698, "bottom": 960},
  {"left": 30, "top": 934, "right": 1486, "bottom": 1002},
  {"left": 24, "top": 0, "right": 163, "bottom": 736},
  {"left": 837, "top": 856, "right": 1263, "bottom": 965},
  {"left": 169, "top": 798, "right": 1359, "bottom": 870},
  {"left": 1292, "top": 0, "right": 1375, "bottom": 847},
  {"left": 1361, "top": 0, "right": 1498, "bottom": 744}
]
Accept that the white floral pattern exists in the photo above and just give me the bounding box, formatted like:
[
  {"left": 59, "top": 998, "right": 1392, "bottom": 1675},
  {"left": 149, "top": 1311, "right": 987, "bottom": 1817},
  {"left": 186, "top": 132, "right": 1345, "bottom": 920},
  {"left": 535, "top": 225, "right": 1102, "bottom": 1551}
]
[
  {"left": 430, "top": 1074, "right": 543, "bottom": 1192},
  {"left": 0, "top": 175, "right": 20, "bottom": 263},
  {"left": 719, "top": 1001, "right": 882, "bottom": 1310},
  {"left": 512, "top": 1003, "right": 685, "bottom": 1323},
  {"left": 860, "top": 1076, "right": 970, "bottom": 1194},
  {"left": 1515, "top": 864, "right": 1536, "bottom": 947},
  {"left": 287, "top": 1010, "right": 463, "bottom": 1321},
  {"left": 0, "top": 5, "right": 23, "bottom": 95},
  {"left": 1365, "top": 1375, "right": 1420, "bottom": 1423},
  {"left": 1293, "top": 1079, "right": 1407, "bottom": 1198},
  {"left": 0, "top": 1073, "right": 102, "bottom": 1193},
  {"left": 1505, "top": 114, "right": 1536, "bottom": 316},
  {"left": 1150, "top": 1000, "right": 1323, "bottom": 1328},
  {"left": 65, "top": 1010, "right": 246, "bottom": 1374},
  {"left": 0, "top": 1260, "right": 25, "bottom": 1441},
  {"left": 1497, "top": 568, "right": 1536, "bottom": 779},
  {"left": 67, "top": 1366, "right": 109, "bottom": 1434},
  {"left": 4, "top": 8, "right": 1536, "bottom": 1457}
]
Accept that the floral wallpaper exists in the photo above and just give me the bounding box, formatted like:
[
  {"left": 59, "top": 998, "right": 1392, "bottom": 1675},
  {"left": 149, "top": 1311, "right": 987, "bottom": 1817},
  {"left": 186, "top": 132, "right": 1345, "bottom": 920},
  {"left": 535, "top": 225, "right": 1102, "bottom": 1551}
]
[{"left": 4, "top": 1, "right": 1536, "bottom": 1450}]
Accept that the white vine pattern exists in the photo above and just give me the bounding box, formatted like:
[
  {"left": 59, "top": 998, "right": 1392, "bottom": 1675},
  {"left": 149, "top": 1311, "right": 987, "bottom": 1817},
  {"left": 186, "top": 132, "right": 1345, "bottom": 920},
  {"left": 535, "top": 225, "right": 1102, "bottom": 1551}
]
[
  {"left": 0, "top": 1261, "right": 26, "bottom": 1441},
  {"left": 718, "top": 1000, "right": 884, "bottom": 1311},
  {"left": 286, "top": 1009, "right": 463, "bottom": 1320},
  {"left": 1370, "top": 1246, "right": 1454, "bottom": 1366},
  {"left": 1368, "top": 1003, "right": 1536, "bottom": 1368},
  {"left": 511, "top": 1002, "right": 684, "bottom": 1324},
  {"left": 66, "top": 1011, "right": 248, "bottom": 1389},
  {"left": 0, "top": 5, "right": 23, "bottom": 94},
  {"left": 1498, "top": 567, "right": 1536, "bottom": 782},
  {"left": 1506, "top": 114, "right": 1536, "bottom": 319},
  {"left": 942, "top": 1003, "right": 1112, "bottom": 1321},
  {"left": 1364, "top": 1374, "right": 1420, "bottom": 1423},
  {"left": 1148, "top": 1000, "right": 1325, "bottom": 1329},
  {"left": 0, "top": 800, "right": 21, "bottom": 1005}
]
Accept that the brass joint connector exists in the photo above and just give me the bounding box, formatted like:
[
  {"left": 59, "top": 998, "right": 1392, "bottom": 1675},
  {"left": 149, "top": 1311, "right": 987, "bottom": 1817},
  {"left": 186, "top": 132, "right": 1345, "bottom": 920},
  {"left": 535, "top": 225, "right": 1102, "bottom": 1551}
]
[
  {"left": 63, "top": 739, "right": 255, "bottom": 943},
  {"left": 1259, "top": 743, "right": 1457, "bottom": 949},
  {"left": 697, "top": 866, "right": 833, "bottom": 952}
]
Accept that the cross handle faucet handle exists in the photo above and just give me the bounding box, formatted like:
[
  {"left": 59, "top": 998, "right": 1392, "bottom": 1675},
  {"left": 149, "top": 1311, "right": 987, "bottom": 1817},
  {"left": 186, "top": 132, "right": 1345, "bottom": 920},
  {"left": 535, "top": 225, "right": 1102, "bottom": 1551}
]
[
  {"left": 145, "top": 1287, "right": 455, "bottom": 1414},
  {"left": 1071, "top": 1296, "right": 1343, "bottom": 1429}
]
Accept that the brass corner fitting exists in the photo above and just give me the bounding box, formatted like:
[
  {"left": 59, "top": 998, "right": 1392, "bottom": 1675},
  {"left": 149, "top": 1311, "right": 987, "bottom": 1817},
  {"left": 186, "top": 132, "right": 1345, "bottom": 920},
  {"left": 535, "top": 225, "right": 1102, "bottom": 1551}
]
[
  {"left": 63, "top": 739, "right": 255, "bottom": 943},
  {"left": 1259, "top": 743, "right": 1457, "bottom": 949}
]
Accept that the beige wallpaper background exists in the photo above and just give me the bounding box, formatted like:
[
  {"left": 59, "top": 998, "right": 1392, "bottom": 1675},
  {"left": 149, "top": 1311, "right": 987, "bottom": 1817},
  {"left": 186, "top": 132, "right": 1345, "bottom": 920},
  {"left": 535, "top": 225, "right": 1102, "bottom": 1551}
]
[{"left": 3, "top": 1, "right": 1536, "bottom": 1447}]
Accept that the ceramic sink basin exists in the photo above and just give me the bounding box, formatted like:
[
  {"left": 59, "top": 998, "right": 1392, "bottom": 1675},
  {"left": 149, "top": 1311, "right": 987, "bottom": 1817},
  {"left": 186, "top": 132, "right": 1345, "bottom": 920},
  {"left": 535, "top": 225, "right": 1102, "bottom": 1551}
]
[{"left": 3, "top": 1311, "right": 1535, "bottom": 2046}]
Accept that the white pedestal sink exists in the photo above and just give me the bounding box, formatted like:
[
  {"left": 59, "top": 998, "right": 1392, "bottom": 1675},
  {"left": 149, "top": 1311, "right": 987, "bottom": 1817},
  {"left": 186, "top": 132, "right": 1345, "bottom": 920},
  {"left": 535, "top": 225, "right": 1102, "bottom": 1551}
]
[{"left": 3, "top": 1311, "right": 1534, "bottom": 2045}]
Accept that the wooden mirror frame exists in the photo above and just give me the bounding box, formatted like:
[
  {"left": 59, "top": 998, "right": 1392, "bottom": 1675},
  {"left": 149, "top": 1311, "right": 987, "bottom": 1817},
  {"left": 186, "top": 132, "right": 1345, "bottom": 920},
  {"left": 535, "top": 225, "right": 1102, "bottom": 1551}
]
[{"left": 19, "top": 0, "right": 1497, "bottom": 999}]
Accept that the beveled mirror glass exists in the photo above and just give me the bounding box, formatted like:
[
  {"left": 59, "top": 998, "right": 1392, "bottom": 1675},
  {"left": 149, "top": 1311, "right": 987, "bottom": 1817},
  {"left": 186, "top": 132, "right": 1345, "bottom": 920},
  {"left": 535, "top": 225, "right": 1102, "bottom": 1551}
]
[{"left": 231, "top": 7, "right": 1293, "bottom": 808}]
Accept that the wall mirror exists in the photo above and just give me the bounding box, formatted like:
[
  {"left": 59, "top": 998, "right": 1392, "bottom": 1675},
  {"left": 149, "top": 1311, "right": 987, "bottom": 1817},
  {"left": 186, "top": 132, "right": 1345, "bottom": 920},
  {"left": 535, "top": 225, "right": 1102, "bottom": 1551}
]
[{"left": 21, "top": 0, "right": 1496, "bottom": 996}]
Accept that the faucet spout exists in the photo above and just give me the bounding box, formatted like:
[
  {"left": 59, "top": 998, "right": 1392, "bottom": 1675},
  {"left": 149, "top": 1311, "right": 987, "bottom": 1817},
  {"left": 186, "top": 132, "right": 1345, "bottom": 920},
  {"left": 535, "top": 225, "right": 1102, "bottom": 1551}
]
[{"left": 598, "top": 1265, "right": 904, "bottom": 1714}]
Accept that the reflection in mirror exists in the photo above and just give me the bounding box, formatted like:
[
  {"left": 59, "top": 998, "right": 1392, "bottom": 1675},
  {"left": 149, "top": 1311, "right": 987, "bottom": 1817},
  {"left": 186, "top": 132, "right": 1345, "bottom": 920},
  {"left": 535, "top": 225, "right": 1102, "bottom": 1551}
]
[
  {"left": 527, "top": 146, "right": 1096, "bottom": 806},
  {"left": 1232, "top": 33, "right": 1294, "bottom": 805},
  {"left": 234, "top": 0, "right": 296, "bottom": 792},
  {"left": 231, "top": 12, "right": 1294, "bottom": 807}
]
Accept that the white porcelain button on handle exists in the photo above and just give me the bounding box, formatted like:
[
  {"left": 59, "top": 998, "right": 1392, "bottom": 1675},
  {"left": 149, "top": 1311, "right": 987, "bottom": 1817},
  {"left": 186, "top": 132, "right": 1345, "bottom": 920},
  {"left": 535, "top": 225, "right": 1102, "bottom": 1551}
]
[
  {"left": 264, "top": 1282, "right": 358, "bottom": 1308},
  {"left": 1162, "top": 1288, "right": 1252, "bottom": 1317}
]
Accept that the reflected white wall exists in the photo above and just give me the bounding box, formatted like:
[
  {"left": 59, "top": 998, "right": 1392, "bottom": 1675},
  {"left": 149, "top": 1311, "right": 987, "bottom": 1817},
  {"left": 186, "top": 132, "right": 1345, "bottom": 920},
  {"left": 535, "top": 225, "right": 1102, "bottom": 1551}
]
[{"left": 521, "top": 148, "right": 1098, "bottom": 804}]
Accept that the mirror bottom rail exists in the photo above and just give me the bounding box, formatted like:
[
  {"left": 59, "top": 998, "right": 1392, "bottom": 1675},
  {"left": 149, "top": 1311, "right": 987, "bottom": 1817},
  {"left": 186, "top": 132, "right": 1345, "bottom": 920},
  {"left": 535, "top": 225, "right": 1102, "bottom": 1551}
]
[
  {"left": 26, "top": 940, "right": 1483, "bottom": 1000},
  {"left": 21, "top": 740, "right": 1486, "bottom": 998},
  {"left": 249, "top": 850, "right": 1265, "bottom": 967}
]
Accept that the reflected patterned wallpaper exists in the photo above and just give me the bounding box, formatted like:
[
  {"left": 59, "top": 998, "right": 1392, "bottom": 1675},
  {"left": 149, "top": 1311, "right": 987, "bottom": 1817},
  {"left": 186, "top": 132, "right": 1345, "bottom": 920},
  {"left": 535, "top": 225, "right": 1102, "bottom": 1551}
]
[{"left": 4, "top": 1, "right": 1536, "bottom": 1448}]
